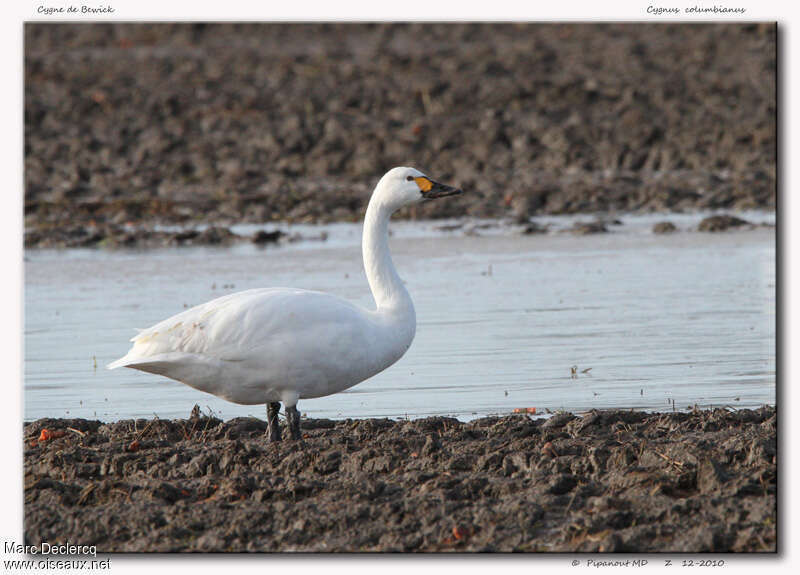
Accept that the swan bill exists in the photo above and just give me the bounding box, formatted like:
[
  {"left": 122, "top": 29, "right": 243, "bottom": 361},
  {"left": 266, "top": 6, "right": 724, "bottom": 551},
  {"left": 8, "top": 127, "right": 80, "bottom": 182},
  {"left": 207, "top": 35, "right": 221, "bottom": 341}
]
[{"left": 420, "top": 180, "right": 462, "bottom": 200}]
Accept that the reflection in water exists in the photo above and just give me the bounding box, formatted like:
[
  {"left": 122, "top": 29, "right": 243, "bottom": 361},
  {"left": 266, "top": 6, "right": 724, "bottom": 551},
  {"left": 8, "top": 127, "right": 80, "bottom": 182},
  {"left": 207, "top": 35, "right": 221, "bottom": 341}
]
[{"left": 24, "top": 216, "right": 775, "bottom": 421}]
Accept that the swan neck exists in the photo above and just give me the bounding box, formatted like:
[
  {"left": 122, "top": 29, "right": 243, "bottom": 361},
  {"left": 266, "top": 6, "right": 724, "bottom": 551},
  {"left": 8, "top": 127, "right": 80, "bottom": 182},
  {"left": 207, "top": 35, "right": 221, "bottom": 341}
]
[{"left": 362, "top": 192, "right": 413, "bottom": 314}]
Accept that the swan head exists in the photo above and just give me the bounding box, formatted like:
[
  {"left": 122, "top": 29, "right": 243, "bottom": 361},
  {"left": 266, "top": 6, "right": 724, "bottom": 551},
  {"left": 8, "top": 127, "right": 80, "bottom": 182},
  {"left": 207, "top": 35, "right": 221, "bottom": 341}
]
[{"left": 375, "top": 167, "right": 462, "bottom": 211}]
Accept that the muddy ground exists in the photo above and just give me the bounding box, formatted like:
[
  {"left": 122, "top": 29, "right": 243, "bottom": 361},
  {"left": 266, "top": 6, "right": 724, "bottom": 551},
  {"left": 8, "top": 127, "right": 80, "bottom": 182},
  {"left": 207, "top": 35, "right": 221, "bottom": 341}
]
[
  {"left": 23, "top": 406, "right": 776, "bottom": 552},
  {"left": 24, "top": 23, "right": 775, "bottom": 248}
]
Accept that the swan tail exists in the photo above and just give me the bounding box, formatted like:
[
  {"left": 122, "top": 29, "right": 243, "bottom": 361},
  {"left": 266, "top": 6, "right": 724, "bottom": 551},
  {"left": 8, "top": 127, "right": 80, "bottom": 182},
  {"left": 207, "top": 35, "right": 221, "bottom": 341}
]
[
  {"left": 107, "top": 351, "right": 197, "bottom": 372},
  {"left": 106, "top": 356, "right": 133, "bottom": 370}
]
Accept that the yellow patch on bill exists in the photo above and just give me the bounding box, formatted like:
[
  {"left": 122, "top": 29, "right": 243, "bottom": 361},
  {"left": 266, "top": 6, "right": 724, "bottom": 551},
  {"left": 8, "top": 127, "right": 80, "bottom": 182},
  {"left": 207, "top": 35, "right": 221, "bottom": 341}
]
[{"left": 414, "top": 177, "right": 433, "bottom": 192}]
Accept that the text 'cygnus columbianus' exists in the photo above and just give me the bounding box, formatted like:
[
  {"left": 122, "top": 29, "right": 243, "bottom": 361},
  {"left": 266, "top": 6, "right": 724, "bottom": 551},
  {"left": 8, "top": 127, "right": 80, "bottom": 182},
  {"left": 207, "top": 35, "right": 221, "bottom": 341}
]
[{"left": 108, "top": 167, "right": 462, "bottom": 440}]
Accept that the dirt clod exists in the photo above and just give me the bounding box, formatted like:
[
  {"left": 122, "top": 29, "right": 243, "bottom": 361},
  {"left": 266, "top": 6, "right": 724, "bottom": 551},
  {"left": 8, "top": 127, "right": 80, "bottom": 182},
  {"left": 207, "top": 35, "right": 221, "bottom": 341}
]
[
  {"left": 698, "top": 215, "right": 752, "bottom": 232},
  {"left": 652, "top": 221, "right": 677, "bottom": 234}
]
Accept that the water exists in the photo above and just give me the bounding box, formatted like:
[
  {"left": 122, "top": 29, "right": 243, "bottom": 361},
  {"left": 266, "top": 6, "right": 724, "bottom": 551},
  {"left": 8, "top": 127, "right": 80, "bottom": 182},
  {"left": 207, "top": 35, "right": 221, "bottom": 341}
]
[{"left": 24, "top": 213, "right": 775, "bottom": 422}]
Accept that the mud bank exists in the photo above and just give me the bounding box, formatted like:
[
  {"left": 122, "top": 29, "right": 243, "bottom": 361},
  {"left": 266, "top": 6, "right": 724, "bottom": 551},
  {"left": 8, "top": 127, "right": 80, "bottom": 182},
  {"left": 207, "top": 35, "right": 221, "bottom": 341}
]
[
  {"left": 24, "top": 407, "right": 776, "bottom": 552},
  {"left": 25, "top": 23, "right": 775, "bottom": 247},
  {"left": 23, "top": 212, "right": 773, "bottom": 248}
]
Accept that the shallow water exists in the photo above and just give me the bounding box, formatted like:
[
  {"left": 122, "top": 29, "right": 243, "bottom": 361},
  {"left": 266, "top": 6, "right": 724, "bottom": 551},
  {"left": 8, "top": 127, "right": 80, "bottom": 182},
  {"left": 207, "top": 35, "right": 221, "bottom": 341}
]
[{"left": 24, "top": 213, "right": 775, "bottom": 422}]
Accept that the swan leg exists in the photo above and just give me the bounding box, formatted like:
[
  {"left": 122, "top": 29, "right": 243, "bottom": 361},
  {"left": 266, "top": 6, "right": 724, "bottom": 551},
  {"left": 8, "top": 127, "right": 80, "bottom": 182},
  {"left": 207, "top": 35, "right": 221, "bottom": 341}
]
[
  {"left": 266, "top": 401, "right": 282, "bottom": 442},
  {"left": 286, "top": 404, "right": 302, "bottom": 440}
]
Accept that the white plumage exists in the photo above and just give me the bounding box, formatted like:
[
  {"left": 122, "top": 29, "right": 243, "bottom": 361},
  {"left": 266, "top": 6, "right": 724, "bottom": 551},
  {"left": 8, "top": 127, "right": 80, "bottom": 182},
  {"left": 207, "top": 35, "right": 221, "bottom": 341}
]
[{"left": 108, "top": 167, "right": 462, "bottom": 440}]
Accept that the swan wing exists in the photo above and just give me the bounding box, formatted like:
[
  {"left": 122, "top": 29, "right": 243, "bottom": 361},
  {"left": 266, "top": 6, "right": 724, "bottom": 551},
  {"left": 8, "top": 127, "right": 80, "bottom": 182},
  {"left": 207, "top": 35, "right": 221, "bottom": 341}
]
[{"left": 108, "top": 287, "right": 372, "bottom": 367}]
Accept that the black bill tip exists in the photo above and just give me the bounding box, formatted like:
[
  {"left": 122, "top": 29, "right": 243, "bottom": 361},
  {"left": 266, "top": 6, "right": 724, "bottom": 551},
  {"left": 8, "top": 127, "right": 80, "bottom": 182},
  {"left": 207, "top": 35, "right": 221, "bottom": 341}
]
[{"left": 422, "top": 181, "right": 463, "bottom": 200}]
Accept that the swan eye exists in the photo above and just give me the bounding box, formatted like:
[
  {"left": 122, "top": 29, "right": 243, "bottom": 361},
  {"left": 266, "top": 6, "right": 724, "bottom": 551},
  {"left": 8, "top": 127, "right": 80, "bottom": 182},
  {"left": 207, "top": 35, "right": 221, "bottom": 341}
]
[{"left": 406, "top": 176, "right": 414, "bottom": 181}]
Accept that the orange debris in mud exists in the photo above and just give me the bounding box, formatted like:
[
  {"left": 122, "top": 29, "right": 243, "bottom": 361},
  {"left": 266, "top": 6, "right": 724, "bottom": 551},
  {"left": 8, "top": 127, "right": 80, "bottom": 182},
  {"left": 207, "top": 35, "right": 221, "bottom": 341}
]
[
  {"left": 452, "top": 526, "right": 470, "bottom": 540},
  {"left": 37, "top": 429, "right": 66, "bottom": 442},
  {"left": 542, "top": 441, "right": 558, "bottom": 457}
]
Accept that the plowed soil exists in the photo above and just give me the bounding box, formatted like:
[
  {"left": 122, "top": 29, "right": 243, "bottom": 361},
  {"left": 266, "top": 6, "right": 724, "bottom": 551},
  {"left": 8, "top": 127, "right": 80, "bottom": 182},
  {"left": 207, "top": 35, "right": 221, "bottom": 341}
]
[
  {"left": 24, "top": 407, "right": 776, "bottom": 552},
  {"left": 24, "top": 23, "right": 775, "bottom": 247}
]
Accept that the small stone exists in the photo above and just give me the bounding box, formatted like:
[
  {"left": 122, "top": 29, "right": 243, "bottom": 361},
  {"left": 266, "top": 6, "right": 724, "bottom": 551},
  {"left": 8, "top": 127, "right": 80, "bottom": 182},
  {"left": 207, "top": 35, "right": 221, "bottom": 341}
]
[
  {"left": 652, "top": 221, "right": 677, "bottom": 234},
  {"left": 252, "top": 230, "right": 284, "bottom": 244},
  {"left": 698, "top": 215, "right": 751, "bottom": 232}
]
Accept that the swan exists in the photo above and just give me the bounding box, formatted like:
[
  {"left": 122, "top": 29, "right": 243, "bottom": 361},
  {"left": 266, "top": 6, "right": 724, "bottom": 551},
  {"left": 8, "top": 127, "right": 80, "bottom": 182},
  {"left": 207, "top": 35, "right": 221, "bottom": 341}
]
[{"left": 108, "top": 167, "right": 462, "bottom": 441}]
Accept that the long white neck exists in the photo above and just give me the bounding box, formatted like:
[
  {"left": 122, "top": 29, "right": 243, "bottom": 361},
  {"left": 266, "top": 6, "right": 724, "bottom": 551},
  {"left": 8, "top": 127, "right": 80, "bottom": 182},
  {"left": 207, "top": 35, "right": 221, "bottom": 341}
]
[{"left": 362, "top": 188, "right": 415, "bottom": 317}]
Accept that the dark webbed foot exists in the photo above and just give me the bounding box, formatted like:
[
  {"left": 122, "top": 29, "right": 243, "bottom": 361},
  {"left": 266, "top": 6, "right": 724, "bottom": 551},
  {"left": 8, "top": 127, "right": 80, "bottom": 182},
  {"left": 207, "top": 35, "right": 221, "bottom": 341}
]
[
  {"left": 266, "top": 401, "right": 282, "bottom": 442},
  {"left": 286, "top": 405, "right": 302, "bottom": 440}
]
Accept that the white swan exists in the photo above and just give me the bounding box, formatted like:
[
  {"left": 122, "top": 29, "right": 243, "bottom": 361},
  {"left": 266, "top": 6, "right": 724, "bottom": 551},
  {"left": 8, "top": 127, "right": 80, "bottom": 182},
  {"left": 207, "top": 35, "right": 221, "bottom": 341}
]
[{"left": 108, "top": 167, "right": 462, "bottom": 440}]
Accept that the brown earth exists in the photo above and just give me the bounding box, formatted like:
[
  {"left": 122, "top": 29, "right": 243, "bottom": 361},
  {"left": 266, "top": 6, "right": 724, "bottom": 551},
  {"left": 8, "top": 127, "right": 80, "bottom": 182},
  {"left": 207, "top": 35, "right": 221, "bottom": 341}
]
[
  {"left": 24, "top": 406, "right": 776, "bottom": 552},
  {"left": 24, "top": 23, "right": 775, "bottom": 247}
]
